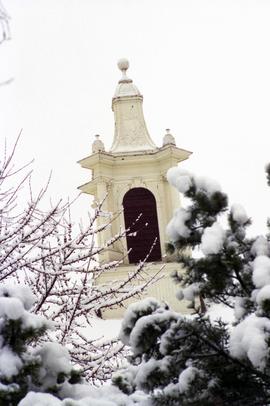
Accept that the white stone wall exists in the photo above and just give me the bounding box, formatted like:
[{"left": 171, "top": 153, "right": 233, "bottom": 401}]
[{"left": 96, "top": 262, "right": 190, "bottom": 319}]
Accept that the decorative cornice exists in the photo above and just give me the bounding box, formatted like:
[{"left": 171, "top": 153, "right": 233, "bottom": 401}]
[{"left": 78, "top": 144, "right": 192, "bottom": 170}]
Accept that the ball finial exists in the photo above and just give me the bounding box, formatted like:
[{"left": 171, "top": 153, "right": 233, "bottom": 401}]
[
  {"left": 117, "top": 58, "right": 129, "bottom": 72},
  {"left": 163, "top": 128, "right": 176, "bottom": 147},
  {"left": 92, "top": 134, "right": 105, "bottom": 153}
]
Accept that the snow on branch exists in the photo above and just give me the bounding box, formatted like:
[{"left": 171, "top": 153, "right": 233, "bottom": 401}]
[{"left": 0, "top": 137, "right": 157, "bottom": 383}]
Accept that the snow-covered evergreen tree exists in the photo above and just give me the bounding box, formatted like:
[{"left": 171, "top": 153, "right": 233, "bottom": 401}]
[
  {"left": 0, "top": 283, "right": 82, "bottom": 405},
  {"left": 0, "top": 282, "right": 150, "bottom": 406},
  {"left": 113, "top": 165, "right": 270, "bottom": 405}
]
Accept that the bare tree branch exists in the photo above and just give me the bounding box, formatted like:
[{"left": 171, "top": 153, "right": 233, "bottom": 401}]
[{"left": 0, "top": 136, "right": 160, "bottom": 383}]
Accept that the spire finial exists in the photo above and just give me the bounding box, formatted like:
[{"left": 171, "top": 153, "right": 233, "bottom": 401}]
[
  {"left": 92, "top": 134, "right": 105, "bottom": 153},
  {"left": 117, "top": 58, "right": 132, "bottom": 84},
  {"left": 163, "top": 128, "right": 176, "bottom": 147}
]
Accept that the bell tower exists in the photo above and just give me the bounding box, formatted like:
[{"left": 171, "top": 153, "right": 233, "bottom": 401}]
[{"left": 78, "top": 59, "right": 192, "bottom": 317}]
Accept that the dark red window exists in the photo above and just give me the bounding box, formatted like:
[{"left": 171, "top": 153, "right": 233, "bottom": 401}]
[{"left": 123, "top": 187, "right": 162, "bottom": 264}]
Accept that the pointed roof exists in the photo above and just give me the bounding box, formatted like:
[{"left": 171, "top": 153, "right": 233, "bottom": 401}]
[{"left": 110, "top": 59, "right": 157, "bottom": 154}]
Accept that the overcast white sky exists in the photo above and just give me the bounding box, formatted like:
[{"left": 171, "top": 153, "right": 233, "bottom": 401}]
[{"left": 1, "top": 0, "right": 270, "bottom": 236}]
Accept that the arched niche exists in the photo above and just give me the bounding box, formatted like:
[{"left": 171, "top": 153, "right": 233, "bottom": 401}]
[{"left": 123, "top": 187, "right": 162, "bottom": 264}]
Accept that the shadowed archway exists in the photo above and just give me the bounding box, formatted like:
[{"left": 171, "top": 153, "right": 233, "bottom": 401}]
[{"left": 123, "top": 187, "right": 162, "bottom": 264}]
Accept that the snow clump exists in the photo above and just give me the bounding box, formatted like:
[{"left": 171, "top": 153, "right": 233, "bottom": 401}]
[
  {"left": 255, "top": 285, "right": 270, "bottom": 306},
  {"left": 234, "top": 297, "right": 246, "bottom": 321},
  {"left": 230, "top": 314, "right": 270, "bottom": 370},
  {"left": 251, "top": 236, "right": 270, "bottom": 257},
  {"left": 231, "top": 203, "right": 249, "bottom": 225},
  {"left": 0, "top": 285, "right": 51, "bottom": 331},
  {"left": 252, "top": 255, "right": 270, "bottom": 310},
  {"left": 0, "top": 283, "right": 36, "bottom": 310},
  {"left": 128, "top": 310, "right": 178, "bottom": 356},
  {"left": 167, "top": 167, "right": 222, "bottom": 196},
  {"left": 166, "top": 208, "right": 191, "bottom": 241},
  {"left": 60, "top": 381, "right": 149, "bottom": 405},
  {"left": 34, "top": 343, "right": 72, "bottom": 389},
  {"left": 0, "top": 297, "right": 25, "bottom": 320},
  {"left": 177, "top": 283, "right": 200, "bottom": 302},
  {"left": 134, "top": 358, "right": 170, "bottom": 390},
  {"left": 18, "top": 392, "right": 62, "bottom": 406},
  {"left": 19, "top": 385, "right": 150, "bottom": 405},
  {"left": 252, "top": 256, "right": 270, "bottom": 288},
  {"left": 166, "top": 167, "right": 193, "bottom": 193},
  {"left": 194, "top": 176, "right": 221, "bottom": 196},
  {"left": 179, "top": 366, "right": 199, "bottom": 393},
  {"left": 0, "top": 346, "right": 23, "bottom": 379},
  {"left": 201, "top": 222, "right": 225, "bottom": 255},
  {"left": 119, "top": 297, "right": 164, "bottom": 346}
]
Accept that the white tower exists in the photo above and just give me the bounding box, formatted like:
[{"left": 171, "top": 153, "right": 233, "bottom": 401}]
[{"left": 78, "top": 59, "right": 192, "bottom": 317}]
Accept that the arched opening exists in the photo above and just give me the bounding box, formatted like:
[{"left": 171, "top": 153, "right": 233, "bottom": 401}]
[{"left": 123, "top": 187, "right": 162, "bottom": 264}]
